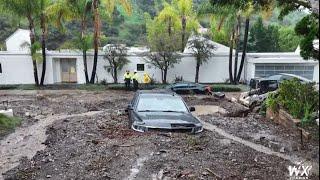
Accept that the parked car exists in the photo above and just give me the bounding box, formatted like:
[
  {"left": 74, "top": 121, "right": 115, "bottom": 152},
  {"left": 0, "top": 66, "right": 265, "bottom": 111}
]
[
  {"left": 250, "top": 73, "right": 312, "bottom": 93},
  {"left": 126, "top": 90, "right": 203, "bottom": 133},
  {"left": 240, "top": 73, "right": 314, "bottom": 107},
  {"left": 166, "top": 82, "right": 212, "bottom": 95}
]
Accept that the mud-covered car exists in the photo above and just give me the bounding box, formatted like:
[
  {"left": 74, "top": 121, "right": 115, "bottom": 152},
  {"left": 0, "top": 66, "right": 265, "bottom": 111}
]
[
  {"left": 126, "top": 90, "right": 203, "bottom": 133},
  {"left": 166, "top": 82, "right": 212, "bottom": 95}
]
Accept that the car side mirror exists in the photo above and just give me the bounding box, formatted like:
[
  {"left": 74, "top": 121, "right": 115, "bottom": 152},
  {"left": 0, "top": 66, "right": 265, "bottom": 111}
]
[{"left": 189, "top": 107, "right": 196, "bottom": 112}]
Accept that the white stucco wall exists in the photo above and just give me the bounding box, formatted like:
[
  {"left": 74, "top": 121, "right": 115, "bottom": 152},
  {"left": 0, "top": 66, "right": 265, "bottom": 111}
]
[
  {"left": 5, "top": 29, "right": 31, "bottom": 52},
  {"left": 0, "top": 50, "right": 319, "bottom": 85},
  {"left": 0, "top": 52, "right": 35, "bottom": 84}
]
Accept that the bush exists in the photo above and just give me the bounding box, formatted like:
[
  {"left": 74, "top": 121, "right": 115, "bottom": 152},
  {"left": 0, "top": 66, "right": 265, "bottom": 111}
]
[
  {"left": 211, "top": 85, "right": 242, "bottom": 92},
  {"left": 266, "top": 79, "right": 319, "bottom": 125},
  {"left": 0, "top": 114, "right": 21, "bottom": 130}
]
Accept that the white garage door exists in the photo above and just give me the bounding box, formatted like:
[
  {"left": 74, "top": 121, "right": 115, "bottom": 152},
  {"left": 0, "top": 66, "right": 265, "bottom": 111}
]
[{"left": 255, "top": 63, "right": 314, "bottom": 80}]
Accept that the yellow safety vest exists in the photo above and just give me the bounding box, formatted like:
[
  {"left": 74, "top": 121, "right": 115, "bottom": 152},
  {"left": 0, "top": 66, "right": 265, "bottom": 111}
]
[
  {"left": 143, "top": 74, "right": 151, "bottom": 84},
  {"left": 124, "top": 73, "right": 131, "bottom": 79},
  {"left": 131, "top": 73, "right": 139, "bottom": 81}
]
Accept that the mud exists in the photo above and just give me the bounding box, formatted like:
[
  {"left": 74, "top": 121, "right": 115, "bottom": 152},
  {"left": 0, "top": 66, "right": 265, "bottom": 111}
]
[{"left": 0, "top": 90, "right": 318, "bottom": 180}]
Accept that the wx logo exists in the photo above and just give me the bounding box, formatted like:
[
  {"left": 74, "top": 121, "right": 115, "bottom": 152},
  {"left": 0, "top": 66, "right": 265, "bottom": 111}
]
[{"left": 288, "top": 162, "right": 312, "bottom": 180}]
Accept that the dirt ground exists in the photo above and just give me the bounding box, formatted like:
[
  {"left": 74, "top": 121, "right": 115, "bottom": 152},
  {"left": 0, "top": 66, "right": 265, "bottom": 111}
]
[{"left": 0, "top": 90, "right": 318, "bottom": 180}]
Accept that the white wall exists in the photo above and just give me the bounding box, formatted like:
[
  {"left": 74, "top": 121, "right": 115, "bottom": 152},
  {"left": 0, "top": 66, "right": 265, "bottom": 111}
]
[
  {"left": 0, "top": 50, "right": 319, "bottom": 85},
  {"left": 5, "top": 29, "right": 31, "bottom": 52},
  {"left": 0, "top": 53, "right": 35, "bottom": 84}
]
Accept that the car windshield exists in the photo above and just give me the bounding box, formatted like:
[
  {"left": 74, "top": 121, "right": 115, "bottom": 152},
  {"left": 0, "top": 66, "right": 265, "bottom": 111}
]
[{"left": 137, "top": 95, "right": 188, "bottom": 112}]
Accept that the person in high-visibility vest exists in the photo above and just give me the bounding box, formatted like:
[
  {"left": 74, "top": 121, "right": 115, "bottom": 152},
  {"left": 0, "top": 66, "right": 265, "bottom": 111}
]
[
  {"left": 123, "top": 70, "right": 131, "bottom": 90},
  {"left": 143, "top": 72, "right": 151, "bottom": 88},
  {"left": 131, "top": 70, "right": 139, "bottom": 91}
]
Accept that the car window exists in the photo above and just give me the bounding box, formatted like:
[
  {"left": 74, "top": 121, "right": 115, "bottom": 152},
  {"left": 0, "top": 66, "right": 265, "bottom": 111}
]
[{"left": 137, "top": 95, "right": 188, "bottom": 112}]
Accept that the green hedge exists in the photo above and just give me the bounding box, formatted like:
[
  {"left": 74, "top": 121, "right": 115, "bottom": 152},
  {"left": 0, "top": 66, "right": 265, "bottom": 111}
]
[{"left": 211, "top": 86, "right": 242, "bottom": 92}]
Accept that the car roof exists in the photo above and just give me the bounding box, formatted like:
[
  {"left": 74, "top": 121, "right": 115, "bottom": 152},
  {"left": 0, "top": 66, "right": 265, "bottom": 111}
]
[{"left": 137, "top": 90, "right": 177, "bottom": 96}]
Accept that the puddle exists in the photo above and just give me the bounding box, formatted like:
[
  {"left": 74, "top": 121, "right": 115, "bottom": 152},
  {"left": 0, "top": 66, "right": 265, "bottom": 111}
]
[
  {"left": 193, "top": 105, "right": 227, "bottom": 116},
  {"left": 0, "top": 111, "right": 103, "bottom": 180}
]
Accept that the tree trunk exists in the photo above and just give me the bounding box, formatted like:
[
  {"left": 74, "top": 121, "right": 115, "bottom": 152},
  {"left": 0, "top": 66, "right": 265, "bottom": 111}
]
[
  {"left": 40, "top": 14, "right": 46, "bottom": 85},
  {"left": 181, "top": 16, "right": 186, "bottom": 52},
  {"left": 228, "top": 28, "right": 235, "bottom": 84},
  {"left": 81, "top": 18, "right": 89, "bottom": 83},
  {"left": 83, "top": 50, "right": 89, "bottom": 83},
  {"left": 90, "top": 0, "right": 100, "bottom": 84},
  {"left": 236, "top": 18, "right": 250, "bottom": 82},
  {"left": 113, "top": 66, "right": 118, "bottom": 83},
  {"left": 28, "top": 16, "right": 39, "bottom": 86},
  {"left": 161, "top": 70, "right": 164, "bottom": 84},
  {"left": 163, "top": 67, "right": 168, "bottom": 84},
  {"left": 233, "top": 15, "right": 241, "bottom": 85},
  {"left": 168, "top": 18, "right": 172, "bottom": 36},
  {"left": 195, "top": 58, "right": 200, "bottom": 83}
]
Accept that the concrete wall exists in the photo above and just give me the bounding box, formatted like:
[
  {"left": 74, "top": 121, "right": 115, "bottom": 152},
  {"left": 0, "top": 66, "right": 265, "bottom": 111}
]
[
  {"left": 0, "top": 50, "right": 319, "bottom": 85},
  {"left": 0, "top": 52, "right": 35, "bottom": 84}
]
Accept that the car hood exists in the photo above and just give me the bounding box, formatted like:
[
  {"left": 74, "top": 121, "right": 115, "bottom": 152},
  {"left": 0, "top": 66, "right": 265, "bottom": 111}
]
[{"left": 135, "top": 111, "right": 201, "bottom": 128}]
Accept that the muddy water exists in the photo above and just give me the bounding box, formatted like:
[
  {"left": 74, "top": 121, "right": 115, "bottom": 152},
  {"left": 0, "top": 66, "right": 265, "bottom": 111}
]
[
  {"left": 193, "top": 105, "right": 227, "bottom": 116},
  {"left": 0, "top": 111, "right": 103, "bottom": 180}
]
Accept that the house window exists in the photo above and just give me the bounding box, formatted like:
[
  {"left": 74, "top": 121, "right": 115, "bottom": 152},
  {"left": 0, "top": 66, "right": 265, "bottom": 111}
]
[
  {"left": 137, "top": 64, "right": 145, "bottom": 71},
  {"left": 0, "top": 63, "right": 2, "bottom": 73}
]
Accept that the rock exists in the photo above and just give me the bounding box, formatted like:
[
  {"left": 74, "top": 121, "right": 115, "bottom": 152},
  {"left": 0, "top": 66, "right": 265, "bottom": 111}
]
[
  {"left": 231, "top": 159, "right": 237, "bottom": 162},
  {"left": 25, "top": 112, "right": 30, "bottom": 117},
  {"left": 280, "top": 147, "right": 285, "bottom": 153},
  {"left": 46, "top": 175, "right": 52, "bottom": 178}
]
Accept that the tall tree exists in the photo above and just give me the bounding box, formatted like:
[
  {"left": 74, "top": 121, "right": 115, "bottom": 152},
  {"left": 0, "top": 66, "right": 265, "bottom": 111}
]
[
  {"left": 209, "top": 0, "right": 274, "bottom": 84},
  {"left": 276, "top": 0, "right": 319, "bottom": 60},
  {"left": 145, "top": 13, "right": 181, "bottom": 84},
  {"left": 48, "top": 0, "right": 93, "bottom": 83},
  {"left": 90, "top": 0, "right": 132, "bottom": 84},
  {"left": 38, "top": 0, "right": 54, "bottom": 85},
  {"left": 1, "top": 0, "right": 41, "bottom": 85},
  {"left": 173, "top": 0, "right": 199, "bottom": 52},
  {"left": 187, "top": 35, "right": 216, "bottom": 83}
]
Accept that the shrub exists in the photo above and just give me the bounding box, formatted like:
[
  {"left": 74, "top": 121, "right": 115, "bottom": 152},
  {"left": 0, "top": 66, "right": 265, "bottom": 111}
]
[
  {"left": 266, "top": 92, "right": 278, "bottom": 112},
  {"left": 211, "top": 85, "right": 242, "bottom": 92},
  {"left": 0, "top": 114, "right": 21, "bottom": 130},
  {"left": 266, "top": 79, "right": 319, "bottom": 125}
]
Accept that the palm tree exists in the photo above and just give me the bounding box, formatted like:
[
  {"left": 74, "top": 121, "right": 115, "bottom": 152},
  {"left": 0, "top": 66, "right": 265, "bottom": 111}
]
[
  {"left": 1, "top": 0, "right": 41, "bottom": 85},
  {"left": 209, "top": 0, "right": 274, "bottom": 84},
  {"left": 173, "top": 0, "right": 199, "bottom": 52},
  {"left": 90, "top": 0, "right": 131, "bottom": 84},
  {"left": 38, "top": 0, "right": 53, "bottom": 85},
  {"left": 157, "top": 2, "right": 180, "bottom": 37},
  {"left": 47, "top": 0, "right": 92, "bottom": 83}
]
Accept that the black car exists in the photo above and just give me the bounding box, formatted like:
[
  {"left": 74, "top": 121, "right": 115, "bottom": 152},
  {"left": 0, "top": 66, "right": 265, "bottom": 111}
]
[
  {"left": 250, "top": 73, "right": 313, "bottom": 93},
  {"left": 166, "top": 82, "right": 212, "bottom": 95},
  {"left": 126, "top": 90, "right": 203, "bottom": 133}
]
